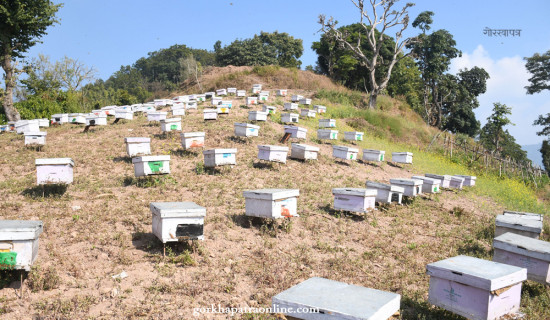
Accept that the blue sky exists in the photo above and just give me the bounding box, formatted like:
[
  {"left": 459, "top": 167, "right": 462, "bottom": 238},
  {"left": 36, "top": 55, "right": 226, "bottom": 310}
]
[{"left": 21, "top": 0, "right": 550, "bottom": 146}]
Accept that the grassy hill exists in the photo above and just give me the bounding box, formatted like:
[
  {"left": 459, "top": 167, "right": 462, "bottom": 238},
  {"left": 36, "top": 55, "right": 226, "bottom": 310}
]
[{"left": 0, "top": 66, "right": 548, "bottom": 319}]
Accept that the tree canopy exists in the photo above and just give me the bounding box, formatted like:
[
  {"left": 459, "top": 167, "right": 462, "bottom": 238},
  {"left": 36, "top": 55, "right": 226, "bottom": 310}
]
[{"left": 524, "top": 50, "right": 550, "bottom": 94}]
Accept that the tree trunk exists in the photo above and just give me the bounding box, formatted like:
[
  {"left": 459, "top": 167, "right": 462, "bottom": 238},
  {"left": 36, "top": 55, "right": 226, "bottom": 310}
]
[
  {"left": 368, "top": 90, "right": 378, "bottom": 109},
  {"left": 1, "top": 49, "right": 20, "bottom": 122}
]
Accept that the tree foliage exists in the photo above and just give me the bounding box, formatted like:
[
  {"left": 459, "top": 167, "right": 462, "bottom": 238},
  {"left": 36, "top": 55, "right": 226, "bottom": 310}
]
[
  {"left": 540, "top": 140, "right": 550, "bottom": 175},
  {"left": 524, "top": 50, "right": 550, "bottom": 94}
]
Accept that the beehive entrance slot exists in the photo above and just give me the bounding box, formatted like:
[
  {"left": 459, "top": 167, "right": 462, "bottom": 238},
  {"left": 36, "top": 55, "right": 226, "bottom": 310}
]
[
  {"left": 176, "top": 224, "right": 203, "bottom": 239},
  {"left": 391, "top": 193, "right": 399, "bottom": 202}
]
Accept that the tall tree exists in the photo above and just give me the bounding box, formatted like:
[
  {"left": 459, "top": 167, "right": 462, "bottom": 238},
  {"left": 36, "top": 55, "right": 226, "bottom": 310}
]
[
  {"left": 0, "top": 0, "right": 62, "bottom": 122},
  {"left": 480, "top": 103, "right": 513, "bottom": 153},
  {"left": 318, "top": 0, "right": 416, "bottom": 109}
]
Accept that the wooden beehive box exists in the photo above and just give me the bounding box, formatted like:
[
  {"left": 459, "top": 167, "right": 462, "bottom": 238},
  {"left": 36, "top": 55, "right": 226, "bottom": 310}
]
[
  {"left": 237, "top": 90, "right": 246, "bottom": 97},
  {"left": 85, "top": 114, "right": 108, "bottom": 126},
  {"left": 344, "top": 131, "right": 364, "bottom": 142},
  {"left": 411, "top": 176, "right": 441, "bottom": 194},
  {"left": 147, "top": 112, "right": 167, "bottom": 122},
  {"left": 362, "top": 149, "right": 385, "bottom": 162},
  {"left": 132, "top": 155, "right": 170, "bottom": 177},
  {"left": 290, "top": 143, "right": 319, "bottom": 160},
  {"left": 495, "top": 211, "right": 543, "bottom": 239},
  {"left": 333, "top": 145, "right": 358, "bottom": 161},
  {"left": 493, "top": 232, "right": 550, "bottom": 284},
  {"left": 276, "top": 89, "right": 287, "bottom": 96},
  {"left": 257, "top": 145, "right": 289, "bottom": 163},
  {"left": 227, "top": 88, "right": 237, "bottom": 95},
  {"left": 203, "top": 149, "right": 237, "bottom": 168},
  {"left": 234, "top": 123, "right": 260, "bottom": 137},
  {"left": 284, "top": 102, "right": 298, "bottom": 111},
  {"left": 262, "top": 105, "right": 277, "bottom": 114},
  {"left": 318, "top": 129, "right": 338, "bottom": 140},
  {"left": 319, "top": 119, "right": 336, "bottom": 128},
  {"left": 35, "top": 158, "right": 74, "bottom": 185},
  {"left": 300, "top": 108, "right": 316, "bottom": 118},
  {"left": 125, "top": 137, "right": 151, "bottom": 157},
  {"left": 51, "top": 113, "right": 69, "bottom": 125},
  {"left": 282, "top": 113, "right": 299, "bottom": 124},
  {"left": 37, "top": 119, "right": 49, "bottom": 128},
  {"left": 284, "top": 125, "right": 307, "bottom": 139},
  {"left": 392, "top": 152, "right": 413, "bottom": 164},
  {"left": 24, "top": 131, "right": 47, "bottom": 146},
  {"left": 116, "top": 109, "right": 134, "bottom": 120},
  {"left": 243, "top": 189, "right": 299, "bottom": 218},
  {"left": 160, "top": 118, "right": 182, "bottom": 132},
  {"left": 456, "top": 175, "right": 476, "bottom": 186},
  {"left": 272, "top": 277, "right": 400, "bottom": 320},
  {"left": 15, "top": 120, "right": 39, "bottom": 134},
  {"left": 426, "top": 255, "right": 527, "bottom": 320},
  {"left": 333, "top": 188, "right": 377, "bottom": 213},
  {"left": 216, "top": 89, "right": 227, "bottom": 96},
  {"left": 291, "top": 95, "right": 303, "bottom": 102},
  {"left": 181, "top": 132, "right": 205, "bottom": 150},
  {"left": 203, "top": 109, "right": 218, "bottom": 120},
  {"left": 425, "top": 174, "right": 451, "bottom": 188},
  {"left": 68, "top": 113, "right": 86, "bottom": 124},
  {"left": 449, "top": 176, "right": 464, "bottom": 189},
  {"left": 390, "top": 178, "right": 422, "bottom": 197},
  {"left": 366, "top": 181, "right": 404, "bottom": 204},
  {"left": 299, "top": 98, "right": 312, "bottom": 105},
  {"left": 248, "top": 111, "right": 268, "bottom": 121},
  {"left": 313, "top": 105, "right": 326, "bottom": 114},
  {"left": 150, "top": 202, "right": 206, "bottom": 243},
  {"left": 0, "top": 220, "right": 43, "bottom": 271}
]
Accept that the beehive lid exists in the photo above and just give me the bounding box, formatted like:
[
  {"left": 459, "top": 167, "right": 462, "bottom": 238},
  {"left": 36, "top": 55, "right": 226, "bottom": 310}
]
[
  {"left": 250, "top": 111, "right": 268, "bottom": 115},
  {"left": 51, "top": 113, "right": 67, "bottom": 117},
  {"left": 333, "top": 145, "right": 359, "bottom": 152},
  {"left": 284, "top": 125, "right": 306, "bottom": 132},
  {"left": 291, "top": 143, "right": 320, "bottom": 152},
  {"left": 272, "top": 277, "right": 400, "bottom": 320},
  {"left": 69, "top": 113, "right": 84, "bottom": 116},
  {"left": 495, "top": 213, "right": 543, "bottom": 233},
  {"left": 0, "top": 220, "right": 43, "bottom": 240},
  {"left": 318, "top": 129, "right": 338, "bottom": 133},
  {"left": 132, "top": 155, "right": 170, "bottom": 163},
  {"left": 451, "top": 176, "right": 465, "bottom": 182},
  {"left": 503, "top": 211, "right": 543, "bottom": 220},
  {"left": 455, "top": 175, "right": 477, "bottom": 180},
  {"left": 149, "top": 111, "right": 167, "bottom": 115},
  {"left": 366, "top": 181, "right": 404, "bottom": 193},
  {"left": 426, "top": 255, "right": 527, "bottom": 291},
  {"left": 319, "top": 119, "right": 335, "bottom": 122},
  {"left": 314, "top": 105, "right": 326, "bottom": 109},
  {"left": 390, "top": 178, "right": 422, "bottom": 186},
  {"left": 425, "top": 173, "right": 451, "bottom": 180},
  {"left": 258, "top": 145, "right": 289, "bottom": 152},
  {"left": 235, "top": 123, "right": 260, "bottom": 129},
  {"left": 392, "top": 152, "right": 413, "bottom": 156},
  {"left": 494, "top": 232, "right": 550, "bottom": 262},
  {"left": 284, "top": 113, "right": 299, "bottom": 117},
  {"left": 23, "top": 131, "right": 47, "bottom": 136},
  {"left": 243, "top": 189, "right": 299, "bottom": 200},
  {"left": 332, "top": 188, "right": 377, "bottom": 197},
  {"left": 161, "top": 117, "right": 181, "bottom": 123},
  {"left": 411, "top": 176, "right": 439, "bottom": 184},
  {"left": 363, "top": 149, "right": 385, "bottom": 154},
  {"left": 203, "top": 109, "right": 217, "bottom": 113},
  {"left": 125, "top": 137, "right": 150, "bottom": 143},
  {"left": 150, "top": 202, "right": 206, "bottom": 218},
  {"left": 35, "top": 158, "right": 74, "bottom": 166},
  {"left": 181, "top": 132, "right": 205, "bottom": 138},
  {"left": 203, "top": 148, "right": 237, "bottom": 155},
  {"left": 345, "top": 131, "right": 364, "bottom": 135}
]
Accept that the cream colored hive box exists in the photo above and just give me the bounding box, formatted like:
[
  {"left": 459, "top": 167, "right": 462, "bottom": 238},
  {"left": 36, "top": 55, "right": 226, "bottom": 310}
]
[
  {"left": 248, "top": 111, "right": 268, "bottom": 121},
  {"left": 132, "top": 155, "right": 170, "bottom": 177},
  {"left": 318, "top": 129, "right": 338, "bottom": 140},
  {"left": 284, "top": 125, "right": 307, "bottom": 139},
  {"left": 0, "top": 220, "right": 43, "bottom": 271},
  {"left": 203, "top": 109, "right": 218, "bottom": 120},
  {"left": 151, "top": 202, "right": 206, "bottom": 243},
  {"left": 319, "top": 119, "right": 336, "bottom": 128},
  {"left": 234, "top": 123, "right": 260, "bottom": 137},
  {"left": 300, "top": 108, "right": 316, "bottom": 118},
  {"left": 290, "top": 143, "right": 319, "bottom": 160},
  {"left": 203, "top": 149, "right": 237, "bottom": 168},
  {"left": 181, "top": 132, "right": 205, "bottom": 150},
  {"left": 333, "top": 145, "right": 358, "bottom": 161},
  {"left": 147, "top": 112, "right": 167, "bottom": 122},
  {"left": 344, "top": 131, "right": 364, "bottom": 142},
  {"left": 333, "top": 188, "right": 377, "bottom": 213},
  {"left": 35, "top": 158, "right": 74, "bottom": 185},
  {"left": 284, "top": 102, "right": 298, "bottom": 111},
  {"left": 390, "top": 178, "right": 423, "bottom": 197},
  {"left": 125, "top": 137, "right": 151, "bottom": 157},
  {"left": 282, "top": 113, "right": 299, "bottom": 124},
  {"left": 411, "top": 176, "right": 441, "bottom": 194},
  {"left": 243, "top": 189, "right": 299, "bottom": 218},
  {"left": 366, "top": 181, "right": 404, "bottom": 204},
  {"left": 362, "top": 149, "right": 385, "bottom": 162},
  {"left": 392, "top": 152, "right": 413, "bottom": 164},
  {"left": 495, "top": 211, "right": 543, "bottom": 239},
  {"left": 257, "top": 145, "right": 289, "bottom": 164},
  {"left": 24, "top": 131, "right": 46, "bottom": 146},
  {"left": 160, "top": 118, "right": 182, "bottom": 132}
]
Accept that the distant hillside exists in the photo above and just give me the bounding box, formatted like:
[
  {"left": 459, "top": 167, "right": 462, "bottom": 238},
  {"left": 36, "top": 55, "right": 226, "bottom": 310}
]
[{"left": 523, "top": 143, "right": 544, "bottom": 167}]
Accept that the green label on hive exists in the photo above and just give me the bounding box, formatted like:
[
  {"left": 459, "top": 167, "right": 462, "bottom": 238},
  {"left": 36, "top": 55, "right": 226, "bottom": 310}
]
[
  {"left": 148, "top": 161, "right": 164, "bottom": 173},
  {"left": 331, "top": 133, "right": 336, "bottom": 139},
  {"left": 170, "top": 125, "right": 177, "bottom": 130},
  {"left": 380, "top": 154, "right": 384, "bottom": 161},
  {"left": 357, "top": 134, "right": 362, "bottom": 141},
  {"left": 0, "top": 252, "right": 17, "bottom": 269},
  {"left": 434, "top": 186, "right": 438, "bottom": 192}
]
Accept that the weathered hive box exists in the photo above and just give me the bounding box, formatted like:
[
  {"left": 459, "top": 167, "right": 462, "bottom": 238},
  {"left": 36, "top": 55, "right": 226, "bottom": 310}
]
[
  {"left": 115, "top": 109, "right": 134, "bottom": 120},
  {"left": 319, "top": 119, "right": 336, "bottom": 128},
  {"left": 262, "top": 105, "right": 277, "bottom": 114},
  {"left": 211, "top": 96, "right": 222, "bottom": 106},
  {"left": 276, "top": 89, "right": 287, "bottom": 96},
  {"left": 362, "top": 149, "right": 385, "bottom": 162},
  {"left": 236, "top": 90, "right": 246, "bottom": 97},
  {"left": 258, "top": 145, "right": 289, "bottom": 163},
  {"left": 216, "top": 106, "right": 230, "bottom": 114},
  {"left": 160, "top": 118, "right": 182, "bottom": 132},
  {"left": 299, "top": 98, "right": 312, "bottom": 105},
  {"left": 15, "top": 120, "right": 39, "bottom": 134},
  {"left": 344, "top": 131, "right": 364, "bottom": 142},
  {"left": 203, "top": 149, "right": 237, "bottom": 168},
  {"left": 227, "top": 88, "right": 237, "bottom": 94},
  {"left": 425, "top": 174, "right": 451, "bottom": 188},
  {"left": 313, "top": 105, "right": 327, "bottom": 114},
  {"left": 147, "top": 111, "right": 168, "bottom": 122},
  {"left": 125, "top": 137, "right": 151, "bottom": 157},
  {"left": 248, "top": 111, "right": 268, "bottom": 121},
  {"left": 300, "top": 108, "right": 316, "bottom": 118},
  {"left": 35, "top": 158, "right": 74, "bottom": 185},
  {"left": 185, "top": 101, "right": 198, "bottom": 109},
  {"left": 246, "top": 96, "right": 258, "bottom": 105},
  {"left": 216, "top": 89, "right": 227, "bottom": 96},
  {"left": 51, "top": 113, "right": 69, "bottom": 125},
  {"left": 203, "top": 109, "right": 218, "bottom": 120},
  {"left": 411, "top": 176, "right": 441, "bottom": 194},
  {"left": 318, "top": 129, "right": 338, "bottom": 140},
  {"left": 366, "top": 181, "right": 404, "bottom": 204},
  {"left": 150, "top": 202, "right": 206, "bottom": 243},
  {"left": 284, "top": 125, "right": 307, "bottom": 139},
  {"left": 333, "top": 145, "right": 358, "bottom": 161},
  {"left": 493, "top": 232, "right": 550, "bottom": 284},
  {"left": 0, "top": 220, "right": 43, "bottom": 271},
  {"left": 449, "top": 176, "right": 465, "bottom": 189},
  {"left": 234, "top": 123, "right": 260, "bottom": 137},
  {"left": 243, "top": 189, "right": 299, "bottom": 218},
  {"left": 392, "top": 152, "right": 413, "bottom": 164},
  {"left": 290, "top": 143, "right": 319, "bottom": 160},
  {"left": 85, "top": 114, "right": 108, "bottom": 126},
  {"left": 132, "top": 155, "right": 170, "bottom": 177},
  {"left": 68, "top": 113, "right": 87, "bottom": 124},
  {"left": 272, "top": 277, "right": 400, "bottom": 320},
  {"left": 455, "top": 175, "right": 476, "bottom": 187},
  {"left": 390, "top": 178, "right": 422, "bottom": 197},
  {"left": 291, "top": 94, "right": 303, "bottom": 102},
  {"left": 426, "top": 255, "right": 527, "bottom": 320},
  {"left": 24, "top": 131, "right": 47, "bottom": 146},
  {"left": 181, "top": 132, "right": 205, "bottom": 150},
  {"left": 495, "top": 211, "right": 543, "bottom": 239},
  {"left": 282, "top": 113, "right": 299, "bottom": 123},
  {"left": 38, "top": 119, "right": 49, "bottom": 128},
  {"left": 333, "top": 188, "right": 377, "bottom": 213},
  {"left": 284, "top": 102, "right": 298, "bottom": 111}
]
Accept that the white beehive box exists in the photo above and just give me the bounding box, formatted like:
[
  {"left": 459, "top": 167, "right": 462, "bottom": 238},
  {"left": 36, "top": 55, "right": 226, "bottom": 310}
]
[
  {"left": 220, "top": 100, "right": 233, "bottom": 108},
  {"left": 35, "top": 158, "right": 74, "bottom": 185},
  {"left": 258, "top": 145, "right": 289, "bottom": 164},
  {"left": 217, "top": 106, "right": 230, "bottom": 114},
  {"left": 333, "top": 188, "right": 377, "bottom": 213},
  {"left": 132, "top": 155, "right": 170, "bottom": 177},
  {"left": 91, "top": 110, "right": 108, "bottom": 117},
  {"left": 24, "top": 131, "right": 47, "bottom": 146},
  {"left": 154, "top": 99, "right": 168, "bottom": 107},
  {"left": 272, "top": 277, "right": 400, "bottom": 320},
  {"left": 15, "top": 120, "right": 39, "bottom": 134},
  {"left": 172, "top": 107, "right": 185, "bottom": 116},
  {"left": 203, "top": 149, "right": 237, "bottom": 168},
  {"left": 426, "top": 255, "right": 527, "bottom": 320},
  {"left": 282, "top": 113, "right": 299, "bottom": 124},
  {"left": 85, "top": 114, "right": 107, "bottom": 126},
  {"left": 243, "top": 189, "right": 299, "bottom": 218},
  {"left": 195, "top": 94, "right": 205, "bottom": 102},
  {"left": 425, "top": 174, "right": 451, "bottom": 188},
  {"left": 51, "top": 113, "right": 69, "bottom": 125},
  {"left": 248, "top": 111, "right": 268, "bottom": 121},
  {"left": 234, "top": 123, "right": 260, "bottom": 137},
  {"left": 259, "top": 92, "right": 269, "bottom": 102},
  {"left": 186, "top": 101, "right": 198, "bottom": 109},
  {"left": 246, "top": 96, "right": 258, "bottom": 105},
  {"left": 390, "top": 178, "right": 422, "bottom": 197},
  {"left": 252, "top": 84, "right": 262, "bottom": 90},
  {"left": 291, "top": 95, "right": 303, "bottom": 102},
  {"left": 227, "top": 88, "right": 237, "bottom": 94},
  {"left": 313, "top": 105, "right": 326, "bottom": 114},
  {"left": 216, "top": 89, "right": 227, "bottom": 96},
  {"left": 344, "top": 131, "right": 364, "bottom": 142},
  {"left": 300, "top": 108, "right": 316, "bottom": 118},
  {"left": 236, "top": 90, "right": 246, "bottom": 97},
  {"left": 362, "top": 149, "right": 385, "bottom": 162},
  {"left": 411, "top": 176, "right": 441, "bottom": 194},
  {"left": 284, "top": 126, "right": 307, "bottom": 139},
  {"left": 284, "top": 102, "right": 298, "bottom": 111},
  {"left": 493, "top": 232, "right": 550, "bottom": 285},
  {"left": 392, "top": 152, "right": 413, "bottom": 164},
  {"left": 262, "top": 105, "right": 277, "bottom": 114},
  {"left": 125, "top": 137, "right": 151, "bottom": 157},
  {"left": 0, "top": 125, "right": 8, "bottom": 133},
  {"left": 449, "top": 176, "right": 465, "bottom": 189},
  {"left": 252, "top": 87, "right": 261, "bottom": 94},
  {"left": 318, "top": 129, "right": 338, "bottom": 140},
  {"left": 0, "top": 220, "right": 43, "bottom": 271},
  {"left": 37, "top": 119, "right": 49, "bottom": 128},
  {"left": 455, "top": 175, "right": 476, "bottom": 187},
  {"left": 203, "top": 109, "right": 218, "bottom": 120},
  {"left": 151, "top": 202, "right": 206, "bottom": 242},
  {"left": 290, "top": 143, "right": 319, "bottom": 160},
  {"left": 318, "top": 119, "right": 336, "bottom": 128},
  {"left": 205, "top": 92, "right": 215, "bottom": 98},
  {"left": 366, "top": 181, "right": 404, "bottom": 204},
  {"left": 115, "top": 109, "right": 134, "bottom": 120},
  {"left": 147, "top": 111, "right": 168, "bottom": 122},
  {"left": 211, "top": 97, "right": 222, "bottom": 106},
  {"left": 299, "top": 98, "right": 311, "bottom": 105},
  {"left": 333, "top": 145, "right": 358, "bottom": 161},
  {"left": 68, "top": 113, "right": 86, "bottom": 124},
  {"left": 160, "top": 118, "right": 182, "bottom": 132},
  {"left": 276, "top": 89, "right": 287, "bottom": 96},
  {"left": 495, "top": 211, "right": 543, "bottom": 239},
  {"left": 181, "top": 132, "right": 205, "bottom": 150}
]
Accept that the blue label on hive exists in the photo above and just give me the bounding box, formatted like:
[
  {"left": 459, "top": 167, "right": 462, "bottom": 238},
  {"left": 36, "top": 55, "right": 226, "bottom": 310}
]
[{"left": 223, "top": 153, "right": 231, "bottom": 158}]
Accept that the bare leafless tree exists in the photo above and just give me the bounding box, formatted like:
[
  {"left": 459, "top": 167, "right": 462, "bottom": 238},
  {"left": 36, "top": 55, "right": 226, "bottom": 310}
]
[{"left": 54, "top": 56, "right": 96, "bottom": 91}]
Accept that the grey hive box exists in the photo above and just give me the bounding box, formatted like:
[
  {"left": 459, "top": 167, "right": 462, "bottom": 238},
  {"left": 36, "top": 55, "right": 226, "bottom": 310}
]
[
  {"left": 425, "top": 174, "right": 451, "bottom": 188},
  {"left": 0, "top": 220, "right": 43, "bottom": 271},
  {"left": 426, "top": 255, "right": 526, "bottom": 320},
  {"left": 365, "top": 181, "right": 404, "bottom": 204},
  {"left": 272, "top": 277, "right": 400, "bottom": 320},
  {"left": 150, "top": 202, "right": 206, "bottom": 243},
  {"left": 495, "top": 211, "right": 543, "bottom": 239}
]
